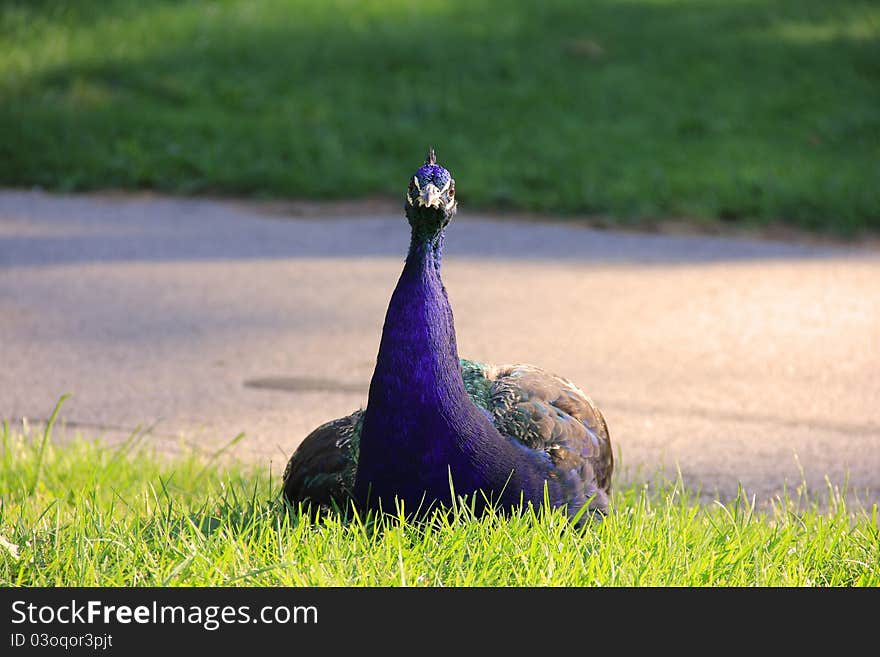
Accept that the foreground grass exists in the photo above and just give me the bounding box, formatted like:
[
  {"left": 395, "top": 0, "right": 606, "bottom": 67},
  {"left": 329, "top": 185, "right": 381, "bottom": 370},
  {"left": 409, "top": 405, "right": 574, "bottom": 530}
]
[
  {"left": 1, "top": 424, "right": 877, "bottom": 586},
  {"left": 1, "top": 0, "right": 879, "bottom": 234}
]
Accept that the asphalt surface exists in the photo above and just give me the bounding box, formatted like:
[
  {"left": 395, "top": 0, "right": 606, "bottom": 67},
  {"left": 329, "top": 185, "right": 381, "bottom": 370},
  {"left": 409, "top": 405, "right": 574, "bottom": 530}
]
[{"left": 2, "top": 190, "right": 878, "bottom": 507}]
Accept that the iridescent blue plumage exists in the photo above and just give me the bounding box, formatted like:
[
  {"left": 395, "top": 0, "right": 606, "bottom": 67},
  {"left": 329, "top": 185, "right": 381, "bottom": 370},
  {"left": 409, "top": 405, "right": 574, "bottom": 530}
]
[
  {"left": 414, "top": 147, "right": 451, "bottom": 189},
  {"left": 415, "top": 164, "right": 451, "bottom": 190},
  {"left": 283, "top": 149, "right": 613, "bottom": 524}
]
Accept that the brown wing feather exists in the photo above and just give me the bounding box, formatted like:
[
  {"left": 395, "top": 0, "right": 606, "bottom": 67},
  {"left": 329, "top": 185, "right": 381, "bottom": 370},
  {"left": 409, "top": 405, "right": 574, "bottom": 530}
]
[
  {"left": 482, "top": 363, "right": 613, "bottom": 511},
  {"left": 281, "top": 410, "right": 363, "bottom": 513}
]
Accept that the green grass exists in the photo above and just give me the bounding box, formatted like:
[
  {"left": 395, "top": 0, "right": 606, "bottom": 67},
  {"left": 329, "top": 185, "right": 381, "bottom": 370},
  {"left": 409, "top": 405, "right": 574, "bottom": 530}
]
[
  {"left": 1, "top": 419, "right": 877, "bottom": 586},
  {"left": 1, "top": 0, "right": 878, "bottom": 235}
]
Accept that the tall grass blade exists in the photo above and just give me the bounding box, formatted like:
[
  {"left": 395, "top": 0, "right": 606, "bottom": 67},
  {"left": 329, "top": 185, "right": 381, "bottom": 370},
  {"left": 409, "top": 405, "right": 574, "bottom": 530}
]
[{"left": 28, "top": 394, "right": 70, "bottom": 496}]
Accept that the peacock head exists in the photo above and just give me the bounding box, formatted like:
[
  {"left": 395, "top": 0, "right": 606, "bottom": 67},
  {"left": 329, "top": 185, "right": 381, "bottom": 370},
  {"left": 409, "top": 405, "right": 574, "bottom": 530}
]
[{"left": 405, "top": 148, "right": 457, "bottom": 236}]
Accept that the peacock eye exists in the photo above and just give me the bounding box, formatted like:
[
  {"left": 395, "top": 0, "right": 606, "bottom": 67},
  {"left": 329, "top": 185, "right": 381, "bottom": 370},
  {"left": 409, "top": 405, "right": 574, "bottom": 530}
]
[{"left": 448, "top": 180, "right": 455, "bottom": 198}]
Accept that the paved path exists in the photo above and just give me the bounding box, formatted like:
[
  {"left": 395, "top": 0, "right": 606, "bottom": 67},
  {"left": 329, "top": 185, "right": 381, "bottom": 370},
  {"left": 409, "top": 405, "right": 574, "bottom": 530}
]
[{"left": 1, "top": 190, "right": 878, "bottom": 507}]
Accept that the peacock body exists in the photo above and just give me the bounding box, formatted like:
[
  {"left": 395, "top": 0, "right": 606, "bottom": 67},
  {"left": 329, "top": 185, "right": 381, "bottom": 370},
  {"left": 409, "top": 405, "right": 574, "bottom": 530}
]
[{"left": 283, "top": 151, "right": 613, "bottom": 523}]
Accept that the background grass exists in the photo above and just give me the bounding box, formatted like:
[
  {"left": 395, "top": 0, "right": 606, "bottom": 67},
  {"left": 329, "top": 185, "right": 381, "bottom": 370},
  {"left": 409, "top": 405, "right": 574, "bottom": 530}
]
[
  {"left": 2, "top": 423, "right": 877, "bottom": 587},
  {"left": 1, "top": 0, "right": 878, "bottom": 235}
]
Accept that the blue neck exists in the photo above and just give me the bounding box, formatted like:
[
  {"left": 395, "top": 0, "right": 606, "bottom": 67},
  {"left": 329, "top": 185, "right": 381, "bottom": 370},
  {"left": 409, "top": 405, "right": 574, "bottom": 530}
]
[
  {"left": 364, "top": 232, "right": 469, "bottom": 449},
  {"left": 354, "top": 227, "right": 563, "bottom": 513},
  {"left": 355, "top": 229, "right": 513, "bottom": 506}
]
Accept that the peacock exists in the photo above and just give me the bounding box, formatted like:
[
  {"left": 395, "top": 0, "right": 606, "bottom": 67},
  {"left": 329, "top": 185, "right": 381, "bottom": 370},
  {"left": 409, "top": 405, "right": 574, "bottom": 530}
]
[{"left": 282, "top": 149, "right": 613, "bottom": 523}]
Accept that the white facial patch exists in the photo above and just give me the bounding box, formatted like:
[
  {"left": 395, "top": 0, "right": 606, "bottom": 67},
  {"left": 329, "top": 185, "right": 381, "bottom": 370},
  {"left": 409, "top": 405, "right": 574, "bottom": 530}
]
[{"left": 418, "top": 183, "right": 443, "bottom": 208}]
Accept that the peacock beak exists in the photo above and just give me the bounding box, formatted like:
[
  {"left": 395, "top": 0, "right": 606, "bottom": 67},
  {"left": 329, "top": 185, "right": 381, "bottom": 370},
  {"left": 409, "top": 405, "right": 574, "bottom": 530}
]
[{"left": 418, "top": 183, "right": 443, "bottom": 209}]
